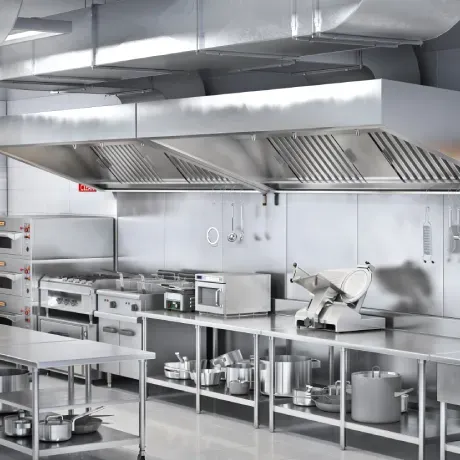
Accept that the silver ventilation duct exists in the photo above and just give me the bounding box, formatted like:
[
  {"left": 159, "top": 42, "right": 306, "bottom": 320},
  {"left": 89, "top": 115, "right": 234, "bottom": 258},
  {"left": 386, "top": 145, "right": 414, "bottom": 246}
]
[
  {"left": 0, "top": 0, "right": 458, "bottom": 89},
  {"left": 0, "top": 0, "right": 23, "bottom": 44},
  {"left": 0, "top": 79, "right": 460, "bottom": 192}
]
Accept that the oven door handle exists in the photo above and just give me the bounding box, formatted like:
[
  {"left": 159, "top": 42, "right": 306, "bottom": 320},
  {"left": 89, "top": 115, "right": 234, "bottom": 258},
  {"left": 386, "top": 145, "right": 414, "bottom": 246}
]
[
  {"left": 0, "top": 272, "right": 22, "bottom": 281},
  {"left": 0, "top": 232, "right": 22, "bottom": 241},
  {"left": 119, "top": 329, "right": 135, "bottom": 337},
  {"left": 215, "top": 289, "right": 222, "bottom": 308},
  {"left": 48, "top": 331, "right": 70, "bottom": 337},
  {"left": 102, "top": 326, "right": 118, "bottom": 334}
]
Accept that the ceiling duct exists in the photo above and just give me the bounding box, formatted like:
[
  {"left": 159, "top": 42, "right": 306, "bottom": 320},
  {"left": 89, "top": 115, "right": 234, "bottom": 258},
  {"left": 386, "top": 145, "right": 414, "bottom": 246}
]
[
  {"left": 0, "top": 0, "right": 458, "bottom": 89},
  {"left": 1, "top": 79, "right": 460, "bottom": 192},
  {"left": 0, "top": 0, "right": 22, "bottom": 44}
]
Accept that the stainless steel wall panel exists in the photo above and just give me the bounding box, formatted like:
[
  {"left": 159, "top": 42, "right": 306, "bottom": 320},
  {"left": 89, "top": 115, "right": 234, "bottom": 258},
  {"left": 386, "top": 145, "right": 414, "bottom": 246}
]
[
  {"left": 285, "top": 194, "right": 358, "bottom": 301},
  {"left": 442, "top": 196, "right": 460, "bottom": 319},
  {"left": 117, "top": 193, "right": 166, "bottom": 273},
  {"left": 222, "top": 194, "right": 287, "bottom": 298},
  {"left": 357, "top": 194, "right": 444, "bottom": 316},
  {"left": 164, "top": 193, "right": 223, "bottom": 272}
]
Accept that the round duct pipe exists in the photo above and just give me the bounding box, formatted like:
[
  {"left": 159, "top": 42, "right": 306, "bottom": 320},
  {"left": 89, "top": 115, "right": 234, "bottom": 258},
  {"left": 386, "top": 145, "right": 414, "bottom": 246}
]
[{"left": 0, "top": 0, "right": 23, "bottom": 45}]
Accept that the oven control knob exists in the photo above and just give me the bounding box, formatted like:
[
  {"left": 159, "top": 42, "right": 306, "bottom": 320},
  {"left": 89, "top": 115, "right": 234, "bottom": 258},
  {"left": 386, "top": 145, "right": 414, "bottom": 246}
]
[
  {"left": 131, "top": 304, "right": 139, "bottom": 312},
  {"left": 64, "top": 299, "right": 70, "bottom": 305},
  {"left": 109, "top": 301, "right": 117, "bottom": 309},
  {"left": 57, "top": 298, "right": 63, "bottom": 304},
  {"left": 70, "top": 299, "right": 77, "bottom": 306}
]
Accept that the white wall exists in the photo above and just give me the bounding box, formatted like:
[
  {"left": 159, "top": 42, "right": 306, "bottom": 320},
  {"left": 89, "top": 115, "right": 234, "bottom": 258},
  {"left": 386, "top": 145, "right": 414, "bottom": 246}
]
[{"left": 4, "top": 93, "right": 119, "bottom": 217}]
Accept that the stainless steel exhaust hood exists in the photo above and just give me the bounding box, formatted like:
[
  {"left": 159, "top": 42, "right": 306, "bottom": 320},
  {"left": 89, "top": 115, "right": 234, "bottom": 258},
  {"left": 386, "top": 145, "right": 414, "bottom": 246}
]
[{"left": 1, "top": 79, "right": 460, "bottom": 192}]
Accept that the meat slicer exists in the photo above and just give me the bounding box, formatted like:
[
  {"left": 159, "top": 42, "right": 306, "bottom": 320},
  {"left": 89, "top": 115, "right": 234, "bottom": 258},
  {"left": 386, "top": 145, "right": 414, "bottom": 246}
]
[{"left": 290, "top": 262, "right": 385, "bottom": 333}]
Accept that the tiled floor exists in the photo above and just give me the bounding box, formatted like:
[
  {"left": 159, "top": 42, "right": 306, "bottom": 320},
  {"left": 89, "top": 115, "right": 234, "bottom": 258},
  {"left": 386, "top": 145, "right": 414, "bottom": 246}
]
[{"left": 0, "top": 376, "right": 442, "bottom": 460}]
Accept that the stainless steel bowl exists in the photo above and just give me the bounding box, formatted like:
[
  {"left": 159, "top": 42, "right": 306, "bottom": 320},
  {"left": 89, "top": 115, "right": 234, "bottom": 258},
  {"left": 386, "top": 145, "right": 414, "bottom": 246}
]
[
  {"left": 228, "top": 380, "right": 250, "bottom": 395},
  {"left": 211, "top": 350, "right": 243, "bottom": 368},
  {"left": 190, "top": 369, "right": 224, "bottom": 386}
]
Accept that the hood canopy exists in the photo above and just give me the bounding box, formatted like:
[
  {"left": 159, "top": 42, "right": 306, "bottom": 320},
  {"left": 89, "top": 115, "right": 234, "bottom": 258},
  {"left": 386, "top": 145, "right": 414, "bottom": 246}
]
[{"left": 1, "top": 79, "right": 460, "bottom": 192}]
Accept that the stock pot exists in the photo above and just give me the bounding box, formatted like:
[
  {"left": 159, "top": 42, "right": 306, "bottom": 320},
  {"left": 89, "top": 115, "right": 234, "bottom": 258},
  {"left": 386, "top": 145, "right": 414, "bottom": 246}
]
[{"left": 260, "top": 355, "right": 321, "bottom": 397}]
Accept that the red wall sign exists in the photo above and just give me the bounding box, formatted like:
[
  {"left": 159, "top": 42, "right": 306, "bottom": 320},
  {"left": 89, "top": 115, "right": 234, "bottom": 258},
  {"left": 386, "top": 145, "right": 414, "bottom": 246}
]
[{"left": 78, "top": 184, "right": 97, "bottom": 192}]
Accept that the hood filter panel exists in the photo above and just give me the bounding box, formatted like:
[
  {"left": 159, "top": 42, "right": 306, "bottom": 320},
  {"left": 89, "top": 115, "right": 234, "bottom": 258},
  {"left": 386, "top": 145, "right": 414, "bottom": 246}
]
[
  {"left": 269, "top": 135, "right": 365, "bottom": 184},
  {"left": 167, "top": 155, "right": 232, "bottom": 184},
  {"left": 370, "top": 132, "right": 460, "bottom": 183},
  {"left": 91, "top": 144, "right": 162, "bottom": 184}
]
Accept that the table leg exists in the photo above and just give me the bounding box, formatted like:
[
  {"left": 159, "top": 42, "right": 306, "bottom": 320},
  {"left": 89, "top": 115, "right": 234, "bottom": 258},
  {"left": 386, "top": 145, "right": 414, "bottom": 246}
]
[
  {"left": 68, "top": 366, "right": 74, "bottom": 417},
  {"left": 32, "top": 367, "right": 39, "bottom": 460},
  {"left": 212, "top": 328, "right": 218, "bottom": 358},
  {"left": 328, "top": 346, "right": 335, "bottom": 386},
  {"left": 85, "top": 364, "right": 92, "bottom": 411},
  {"left": 269, "top": 335, "right": 275, "bottom": 433},
  {"left": 340, "top": 347, "right": 347, "bottom": 451},
  {"left": 418, "top": 359, "right": 426, "bottom": 460},
  {"left": 253, "top": 334, "right": 259, "bottom": 429},
  {"left": 196, "top": 325, "right": 201, "bottom": 414},
  {"left": 107, "top": 372, "right": 112, "bottom": 388},
  {"left": 138, "top": 359, "right": 146, "bottom": 460},
  {"left": 440, "top": 401, "right": 446, "bottom": 460}
]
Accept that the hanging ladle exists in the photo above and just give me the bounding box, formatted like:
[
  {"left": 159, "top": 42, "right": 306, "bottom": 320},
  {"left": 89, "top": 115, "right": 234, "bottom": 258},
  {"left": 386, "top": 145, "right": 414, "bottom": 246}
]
[{"left": 228, "top": 203, "right": 238, "bottom": 243}]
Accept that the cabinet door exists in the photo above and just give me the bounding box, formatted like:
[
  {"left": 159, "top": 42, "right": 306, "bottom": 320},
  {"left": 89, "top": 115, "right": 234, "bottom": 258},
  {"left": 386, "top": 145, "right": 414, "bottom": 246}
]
[
  {"left": 98, "top": 319, "right": 120, "bottom": 376},
  {"left": 119, "top": 323, "right": 142, "bottom": 380},
  {"left": 39, "top": 318, "right": 86, "bottom": 376}
]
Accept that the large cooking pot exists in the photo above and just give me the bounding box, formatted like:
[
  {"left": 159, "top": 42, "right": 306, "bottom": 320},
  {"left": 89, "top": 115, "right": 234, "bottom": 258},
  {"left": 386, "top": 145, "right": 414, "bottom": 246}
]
[
  {"left": 260, "top": 355, "right": 321, "bottom": 397},
  {"left": 351, "top": 367, "right": 413, "bottom": 424},
  {"left": 226, "top": 363, "right": 254, "bottom": 390},
  {"left": 0, "top": 368, "right": 29, "bottom": 413}
]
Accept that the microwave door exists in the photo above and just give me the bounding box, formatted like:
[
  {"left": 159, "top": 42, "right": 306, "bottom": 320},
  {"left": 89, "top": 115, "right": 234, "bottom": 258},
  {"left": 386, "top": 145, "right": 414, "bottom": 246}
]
[{"left": 196, "top": 282, "right": 226, "bottom": 314}]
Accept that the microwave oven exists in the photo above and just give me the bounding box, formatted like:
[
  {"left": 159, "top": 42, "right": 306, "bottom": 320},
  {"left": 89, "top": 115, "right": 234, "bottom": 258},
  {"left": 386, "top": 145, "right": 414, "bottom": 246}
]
[{"left": 195, "top": 273, "right": 271, "bottom": 317}]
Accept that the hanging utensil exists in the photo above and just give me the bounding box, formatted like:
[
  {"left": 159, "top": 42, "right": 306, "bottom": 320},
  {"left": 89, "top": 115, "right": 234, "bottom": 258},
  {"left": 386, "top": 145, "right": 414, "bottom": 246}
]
[
  {"left": 227, "top": 203, "right": 238, "bottom": 243},
  {"left": 175, "top": 352, "right": 185, "bottom": 364},
  {"left": 423, "top": 206, "right": 434, "bottom": 264},
  {"left": 254, "top": 204, "right": 262, "bottom": 241},
  {"left": 264, "top": 200, "right": 271, "bottom": 241}
]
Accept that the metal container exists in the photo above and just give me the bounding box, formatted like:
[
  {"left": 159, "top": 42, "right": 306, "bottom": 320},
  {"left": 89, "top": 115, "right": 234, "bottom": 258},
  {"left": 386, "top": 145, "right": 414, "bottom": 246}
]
[
  {"left": 39, "top": 415, "right": 73, "bottom": 443},
  {"left": 226, "top": 363, "right": 254, "bottom": 390},
  {"left": 351, "top": 367, "right": 413, "bottom": 424},
  {"left": 190, "top": 369, "right": 224, "bottom": 386},
  {"left": 164, "top": 360, "right": 208, "bottom": 380},
  {"left": 315, "top": 394, "right": 352, "bottom": 413},
  {"left": 4, "top": 411, "right": 33, "bottom": 437},
  {"left": 228, "top": 380, "right": 250, "bottom": 395},
  {"left": 401, "top": 393, "right": 409, "bottom": 413},
  {"left": 260, "top": 355, "right": 321, "bottom": 397},
  {"left": 211, "top": 350, "right": 244, "bottom": 368},
  {"left": 0, "top": 368, "right": 29, "bottom": 413},
  {"left": 292, "top": 385, "right": 327, "bottom": 407}
]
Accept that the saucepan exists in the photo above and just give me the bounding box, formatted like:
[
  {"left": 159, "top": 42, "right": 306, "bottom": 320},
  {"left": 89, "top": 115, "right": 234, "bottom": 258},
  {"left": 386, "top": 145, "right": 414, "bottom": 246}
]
[
  {"left": 4, "top": 411, "right": 33, "bottom": 438},
  {"left": 40, "top": 407, "right": 106, "bottom": 442}
]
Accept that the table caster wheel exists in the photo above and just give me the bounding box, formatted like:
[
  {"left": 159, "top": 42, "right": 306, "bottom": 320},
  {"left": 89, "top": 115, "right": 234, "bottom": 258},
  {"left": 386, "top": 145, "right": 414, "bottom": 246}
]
[{"left": 137, "top": 455, "right": 145, "bottom": 460}]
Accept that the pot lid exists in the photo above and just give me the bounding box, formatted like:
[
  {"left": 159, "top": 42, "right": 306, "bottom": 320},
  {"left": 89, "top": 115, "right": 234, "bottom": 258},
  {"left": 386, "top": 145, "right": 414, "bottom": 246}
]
[{"left": 340, "top": 268, "right": 372, "bottom": 303}]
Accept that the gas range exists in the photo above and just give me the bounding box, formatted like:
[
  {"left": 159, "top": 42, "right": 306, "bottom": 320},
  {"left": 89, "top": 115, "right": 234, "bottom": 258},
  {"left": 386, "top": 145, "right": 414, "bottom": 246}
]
[{"left": 39, "top": 274, "right": 120, "bottom": 315}]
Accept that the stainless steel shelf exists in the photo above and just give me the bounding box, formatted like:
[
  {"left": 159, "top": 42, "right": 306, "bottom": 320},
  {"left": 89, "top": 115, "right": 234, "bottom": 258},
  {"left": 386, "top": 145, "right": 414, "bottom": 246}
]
[
  {"left": 0, "top": 386, "right": 139, "bottom": 412},
  {"left": 0, "top": 424, "right": 139, "bottom": 457},
  {"left": 275, "top": 402, "right": 341, "bottom": 427},
  {"left": 147, "top": 375, "right": 197, "bottom": 394},
  {"left": 447, "top": 440, "right": 460, "bottom": 454},
  {"left": 148, "top": 375, "right": 256, "bottom": 406},
  {"left": 201, "top": 386, "right": 256, "bottom": 407},
  {"left": 345, "top": 407, "right": 460, "bottom": 444}
]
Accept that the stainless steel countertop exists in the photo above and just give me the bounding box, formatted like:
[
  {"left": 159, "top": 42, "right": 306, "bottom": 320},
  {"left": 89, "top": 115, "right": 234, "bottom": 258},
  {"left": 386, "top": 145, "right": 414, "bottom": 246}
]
[
  {"left": 0, "top": 325, "right": 75, "bottom": 345},
  {"left": 0, "top": 339, "right": 156, "bottom": 369},
  {"left": 138, "top": 311, "right": 460, "bottom": 363}
]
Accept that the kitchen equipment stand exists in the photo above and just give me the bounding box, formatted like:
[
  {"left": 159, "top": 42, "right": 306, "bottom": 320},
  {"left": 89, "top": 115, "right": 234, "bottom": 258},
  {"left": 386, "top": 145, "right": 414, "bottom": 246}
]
[
  {"left": 0, "top": 332, "right": 155, "bottom": 460},
  {"left": 137, "top": 311, "right": 460, "bottom": 460}
]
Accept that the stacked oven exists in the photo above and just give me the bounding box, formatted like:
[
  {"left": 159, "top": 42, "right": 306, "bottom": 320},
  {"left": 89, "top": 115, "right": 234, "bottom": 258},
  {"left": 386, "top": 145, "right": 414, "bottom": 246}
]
[{"left": 0, "top": 216, "right": 114, "bottom": 330}]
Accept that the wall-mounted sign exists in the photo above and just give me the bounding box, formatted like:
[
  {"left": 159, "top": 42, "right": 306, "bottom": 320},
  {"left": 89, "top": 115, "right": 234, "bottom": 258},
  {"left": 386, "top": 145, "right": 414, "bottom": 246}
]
[{"left": 78, "top": 184, "right": 97, "bottom": 192}]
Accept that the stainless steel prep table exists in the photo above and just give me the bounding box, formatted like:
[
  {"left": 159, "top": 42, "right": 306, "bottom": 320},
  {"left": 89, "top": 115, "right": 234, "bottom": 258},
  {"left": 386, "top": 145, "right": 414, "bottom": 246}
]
[
  {"left": 0, "top": 324, "right": 75, "bottom": 346},
  {"left": 0, "top": 329, "right": 155, "bottom": 460},
  {"left": 139, "top": 310, "right": 460, "bottom": 460}
]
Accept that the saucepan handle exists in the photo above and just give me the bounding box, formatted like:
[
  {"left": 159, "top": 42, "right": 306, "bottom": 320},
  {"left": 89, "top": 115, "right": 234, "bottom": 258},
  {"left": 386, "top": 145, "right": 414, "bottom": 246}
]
[{"left": 394, "top": 388, "right": 414, "bottom": 398}]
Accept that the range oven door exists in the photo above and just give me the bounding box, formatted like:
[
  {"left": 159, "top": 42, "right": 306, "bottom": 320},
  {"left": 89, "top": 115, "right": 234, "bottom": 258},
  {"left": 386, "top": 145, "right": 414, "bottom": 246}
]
[
  {"left": 195, "top": 281, "right": 227, "bottom": 315},
  {"left": 0, "top": 231, "right": 26, "bottom": 257},
  {"left": 0, "top": 271, "right": 24, "bottom": 297}
]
